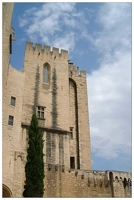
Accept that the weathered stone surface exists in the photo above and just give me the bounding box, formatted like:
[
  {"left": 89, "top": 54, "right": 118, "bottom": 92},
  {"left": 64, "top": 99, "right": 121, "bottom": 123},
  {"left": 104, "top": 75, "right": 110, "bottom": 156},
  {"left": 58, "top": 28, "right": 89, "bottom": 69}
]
[{"left": 2, "top": 3, "right": 132, "bottom": 198}]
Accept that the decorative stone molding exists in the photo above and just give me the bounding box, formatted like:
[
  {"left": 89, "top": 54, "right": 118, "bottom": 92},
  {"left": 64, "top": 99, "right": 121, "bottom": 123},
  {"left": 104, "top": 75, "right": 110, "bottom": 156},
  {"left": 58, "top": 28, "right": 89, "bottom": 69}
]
[
  {"left": 2, "top": 184, "right": 12, "bottom": 197},
  {"left": 14, "top": 151, "right": 25, "bottom": 161}
]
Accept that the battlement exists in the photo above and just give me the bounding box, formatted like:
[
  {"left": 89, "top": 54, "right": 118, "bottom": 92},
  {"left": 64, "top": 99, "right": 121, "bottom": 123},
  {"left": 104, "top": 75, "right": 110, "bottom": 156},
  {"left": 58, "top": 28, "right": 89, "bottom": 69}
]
[
  {"left": 69, "top": 64, "right": 86, "bottom": 78},
  {"left": 69, "top": 169, "right": 131, "bottom": 183},
  {"left": 25, "top": 41, "right": 68, "bottom": 59},
  {"left": 44, "top": 163, "right": 131, "bottom": 182},
  {"left": 69, "top": 169, "right": 106, "bottom": 181}
]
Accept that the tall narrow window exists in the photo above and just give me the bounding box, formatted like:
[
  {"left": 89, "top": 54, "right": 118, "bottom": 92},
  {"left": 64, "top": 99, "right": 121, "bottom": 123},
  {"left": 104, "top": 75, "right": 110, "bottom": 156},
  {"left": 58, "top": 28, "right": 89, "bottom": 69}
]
[
  {"left": 43, "top": 65, "right": 49, "bottom": 83},
  {"left": 70, "top": 157, "right": 75, "bottom": 169},
  {"left": 10, "top": 34, "right": 12, "bottom": 54},
  {"left": 8, "top": 115, "right": 14, "bottom": 126},
  {"left": 37, "top": 106, "right": 45, "bottom": 119},
  {"left": 10, "top": 96, "right": 16, "bottom": 106},
  {"left": 70, "top": 127, "right": 73, "bottom": 139}
]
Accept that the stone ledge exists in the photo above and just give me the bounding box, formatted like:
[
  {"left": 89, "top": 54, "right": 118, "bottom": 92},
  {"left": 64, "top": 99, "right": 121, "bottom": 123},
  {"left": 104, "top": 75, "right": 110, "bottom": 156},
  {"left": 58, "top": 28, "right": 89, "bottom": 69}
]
[{"left": 21, "top": 122, "right": 70, "bottom": 135}]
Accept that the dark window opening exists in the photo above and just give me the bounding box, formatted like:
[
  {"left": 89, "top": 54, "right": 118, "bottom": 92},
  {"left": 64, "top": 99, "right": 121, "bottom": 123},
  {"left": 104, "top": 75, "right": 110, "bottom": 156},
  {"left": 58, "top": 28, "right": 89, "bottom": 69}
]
[
  {"left": 37, "top": 106, "right": 45, "bottom": 119},
  {"left": 70, "top": 157, "right": 75, "bottom": 169},
  {"left": 10, "top": 97, "right": 16, "bottom": 106},
  {"left": 8, "top": 115, "right": 14, "bottom": 126},
  {"left": 10, "top": 34, "right": 12, "bottom": 54}
]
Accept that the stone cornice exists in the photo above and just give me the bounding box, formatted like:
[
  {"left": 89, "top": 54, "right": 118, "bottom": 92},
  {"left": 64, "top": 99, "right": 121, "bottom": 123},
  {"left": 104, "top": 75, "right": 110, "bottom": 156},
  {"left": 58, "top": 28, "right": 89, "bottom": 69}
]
[{"left": 21, "top": 122, "right": 70, "bottom": 135}]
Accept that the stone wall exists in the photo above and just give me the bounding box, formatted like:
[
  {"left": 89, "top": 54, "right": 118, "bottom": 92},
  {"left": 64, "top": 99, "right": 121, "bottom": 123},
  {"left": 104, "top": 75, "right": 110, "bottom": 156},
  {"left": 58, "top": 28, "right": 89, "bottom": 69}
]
[
  {"left": 2, "top": 44, "right": 132, "bottom": 198},
  {"left": 44, "top": 165, "right": 131, "bottom": 198},
  {"left": 21, "top": 41, "right": 92, "bottom": 171},
  {"left": 22, "top": 42, "right": 69, "bottom": 130},
  {"left": 2, "top": 66, "right": 25, "bottom": 197},
  {"left": 2, "top": 3, "right": 14, "bottom": 94},
  {"left": 69, "top": 64, "right": 92, "bottom": 170}
]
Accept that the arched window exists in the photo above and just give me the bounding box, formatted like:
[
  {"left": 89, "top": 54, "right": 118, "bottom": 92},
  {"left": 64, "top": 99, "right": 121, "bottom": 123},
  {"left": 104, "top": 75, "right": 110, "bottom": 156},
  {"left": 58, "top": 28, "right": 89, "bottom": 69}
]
[
  {"left": 43, "top": 63, "right": 50, "bottom": 84},
  {"left": 2, "top": 184, "right": 12, "bottom": 197}
]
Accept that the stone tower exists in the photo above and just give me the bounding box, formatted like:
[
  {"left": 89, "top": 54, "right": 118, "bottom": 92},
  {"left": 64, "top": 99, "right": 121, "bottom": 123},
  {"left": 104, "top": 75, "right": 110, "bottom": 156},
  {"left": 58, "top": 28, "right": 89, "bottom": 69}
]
[
  {"left": 2, "top": 3, "right": 131, "bottom": 198},
  {"left": 2, "top": 41, "right": 92, "bottom": 197},
  {"left": 21, "top": 42, "right": 92, "bottom": 171}
]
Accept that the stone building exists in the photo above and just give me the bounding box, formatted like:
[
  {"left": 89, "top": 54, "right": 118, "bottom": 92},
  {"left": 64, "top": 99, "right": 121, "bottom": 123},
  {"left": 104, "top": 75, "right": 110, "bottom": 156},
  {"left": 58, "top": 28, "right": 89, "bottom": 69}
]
[{"left": 2, "top": 3, "right": 132, "bottom": 198}]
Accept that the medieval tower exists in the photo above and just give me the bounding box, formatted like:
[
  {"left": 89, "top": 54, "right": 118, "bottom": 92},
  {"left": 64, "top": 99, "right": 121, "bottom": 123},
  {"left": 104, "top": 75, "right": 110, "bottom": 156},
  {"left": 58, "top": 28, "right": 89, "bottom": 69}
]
[{"left": 2, "top": 3, "right": 132, "bottom": 198}]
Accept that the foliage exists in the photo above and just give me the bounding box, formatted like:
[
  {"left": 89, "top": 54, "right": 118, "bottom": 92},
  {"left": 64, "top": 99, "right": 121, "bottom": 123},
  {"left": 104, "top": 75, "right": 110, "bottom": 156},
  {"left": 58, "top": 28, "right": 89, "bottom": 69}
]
[{"left": 23, "top": 113, "right": 44, "bottom": 197}]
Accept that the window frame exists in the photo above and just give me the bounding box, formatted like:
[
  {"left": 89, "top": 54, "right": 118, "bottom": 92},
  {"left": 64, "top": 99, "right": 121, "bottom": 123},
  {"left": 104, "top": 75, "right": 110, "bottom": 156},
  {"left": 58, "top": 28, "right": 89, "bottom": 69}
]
[
  {"left": 43, "top": 63, "right": 50, "bottom": 84},
  {"left": 70, "top": 157, "right": 75, "bottom": 169},
  {"left": 10, "top": 96, "right": 16, "bottom": 106},
  {"left": 37, "top": 106, "right": 45, "bottom": 119},
  {"left": 8, "top": 115, "right": 14, "bottom": 126}
]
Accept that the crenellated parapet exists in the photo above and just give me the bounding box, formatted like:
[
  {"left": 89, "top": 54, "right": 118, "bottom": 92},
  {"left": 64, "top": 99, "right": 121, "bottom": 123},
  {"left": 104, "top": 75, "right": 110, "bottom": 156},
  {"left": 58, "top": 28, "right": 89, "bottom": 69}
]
[
  {"left": 68, "top": 169, "right": 132, "bottom": 190},
  {"left": 68, "top": 169, "right": 109, "bottom": 187},
  {"left": 42, "top": 163, "right": 132, "bottom": 197},
  {"left": 69, "top": 63, "right": 86, "bottom": 78},
  {"left": 25, "top": 41, "right": 68, "bottom": 60}
]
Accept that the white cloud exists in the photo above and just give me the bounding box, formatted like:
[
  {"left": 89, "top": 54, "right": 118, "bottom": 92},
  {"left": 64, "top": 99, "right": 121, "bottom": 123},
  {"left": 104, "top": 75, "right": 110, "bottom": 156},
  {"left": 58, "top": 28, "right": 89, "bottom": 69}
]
[
  {"left": 83, "top": 3, "right": 131, "bottom": 57},
  {"left": 18, "top": 2, "right": 90, "bottom": 51},
  {"left": 87, "top": 3, "right": 131, "bottom": 160},
  {"left": 18, "top": 7, "right": 37, "bottom": 27},
  {"left": 52, "top": 32, "right": 76, "bottom": 51},
  {"left": 18, "top": 17, "right": 28, "bottom": 27}
]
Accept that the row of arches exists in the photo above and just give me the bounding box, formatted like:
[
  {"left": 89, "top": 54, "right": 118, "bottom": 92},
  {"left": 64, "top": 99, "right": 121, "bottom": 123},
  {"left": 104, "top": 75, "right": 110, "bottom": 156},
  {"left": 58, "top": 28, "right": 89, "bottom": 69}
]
[
  {"left": 109, "top": 172, "right": 132, "bottom": 197},
  {"left": 109, "top": 172, "right": 131, "bottom": 183}
]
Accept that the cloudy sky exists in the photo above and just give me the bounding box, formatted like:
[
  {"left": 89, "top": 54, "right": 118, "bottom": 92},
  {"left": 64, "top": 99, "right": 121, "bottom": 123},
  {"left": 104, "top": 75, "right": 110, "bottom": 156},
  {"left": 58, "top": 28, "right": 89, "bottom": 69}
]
[{"left": 10, "top": 2, "right": 132, "bottom": 172}]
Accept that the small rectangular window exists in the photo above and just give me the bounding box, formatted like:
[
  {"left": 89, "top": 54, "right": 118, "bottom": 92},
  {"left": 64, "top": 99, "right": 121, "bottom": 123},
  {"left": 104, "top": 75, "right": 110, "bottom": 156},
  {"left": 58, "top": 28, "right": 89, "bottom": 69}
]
[
  {"left": 10, "top": 97, "right": 16, "bottom": 106},
  {"left": 37, "top": 106, "right": 45, "bottom": 119},
  {"left": 8, "top": 115, "right": 14, "bottom": 126}
]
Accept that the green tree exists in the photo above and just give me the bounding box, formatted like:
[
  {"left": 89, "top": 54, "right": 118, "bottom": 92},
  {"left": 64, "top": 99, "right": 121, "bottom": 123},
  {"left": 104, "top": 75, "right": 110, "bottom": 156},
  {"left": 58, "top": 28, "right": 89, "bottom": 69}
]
[{"left": 23, "top": 113, "right": 44, "bottom": 197}]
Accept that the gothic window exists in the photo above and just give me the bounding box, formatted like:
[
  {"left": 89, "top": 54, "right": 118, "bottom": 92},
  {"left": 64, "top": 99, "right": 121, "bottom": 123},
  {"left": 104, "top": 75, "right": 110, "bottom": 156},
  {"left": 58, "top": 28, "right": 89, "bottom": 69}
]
[
  {"left": 8, "top": 115, "right": 14, "bottom": 126},
  {"left": 2, "top": 184, "right": 12, "bottom": 197},
  {"left": 10, "top": 96, "right": 16, "bottom": 106},
  {"left": 37, "top": 106, "right": 45, "bottom": 119},
  {"left": 43, "top": 63, "right": 50, "bottom": 83}
]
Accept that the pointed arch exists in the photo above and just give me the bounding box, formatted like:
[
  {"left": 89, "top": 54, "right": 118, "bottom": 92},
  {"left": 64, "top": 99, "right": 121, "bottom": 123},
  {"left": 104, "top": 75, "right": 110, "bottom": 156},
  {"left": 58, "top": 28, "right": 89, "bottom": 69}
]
[
  {"left": 43, "top": 62, "right": 50, "bottom": 84},
  {"left": 69, "top": 78, "right": 80, "bottom": 169},
  {"left": 2, "top": 184, "right": 12, "bottom": 197}
]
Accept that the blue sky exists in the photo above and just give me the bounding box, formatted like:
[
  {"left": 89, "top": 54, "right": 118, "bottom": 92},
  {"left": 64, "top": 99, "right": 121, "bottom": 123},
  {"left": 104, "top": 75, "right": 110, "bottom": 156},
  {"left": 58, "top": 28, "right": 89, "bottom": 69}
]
[{"left": 9, "top": 2, "right": 132, "bottom": 172}]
